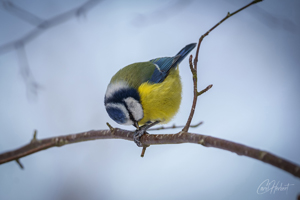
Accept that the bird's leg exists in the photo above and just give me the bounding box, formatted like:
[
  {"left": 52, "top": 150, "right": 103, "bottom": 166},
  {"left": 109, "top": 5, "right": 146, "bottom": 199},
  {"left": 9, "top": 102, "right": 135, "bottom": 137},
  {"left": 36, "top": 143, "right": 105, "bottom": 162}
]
[
  {"left": 133, "top": 129, "right": 145, "bottom": 147},
  {"left": 141, "top": 121, "right": 160, "bottom": 130},
  {"left": 133, "top": 121, "right": 160, "bottom": 147},
  {"left": 133, "top": 121, "right": 143, "bottom": 147}
]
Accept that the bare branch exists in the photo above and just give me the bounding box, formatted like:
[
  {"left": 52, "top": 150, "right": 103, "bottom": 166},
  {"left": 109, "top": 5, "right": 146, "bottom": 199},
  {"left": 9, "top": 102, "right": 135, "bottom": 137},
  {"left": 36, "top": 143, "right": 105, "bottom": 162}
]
[
  {"left": 2, "top": 1, "right": 44, "bottom": 26},
  {"left": 149, "top": 121, "right": 203, "bottom": 131},
  {"left": 141, "top": 145, "right": 149, "bottom": 157},
  {"left": 0, "top": 0, "right": 102, "bottom": 98},
  {"left": 15, "top": 159, "right": 24, "bottom": 169},
  {"left": 194, "top": 0, "right": 263, "bottom": 65},
  {"left": 197, "top": 84, "right": 213, "bottom": 96},
  {"left": 182, "top": 0, "right": 262, "bottom": 133},
  {"left": 0, "top": 0, "right": 102, "bottom": 54},
  {"left": 0, "top": 129, "right": 299, "bottom": 178},
  {"left": 16, "top": 43, "right": 41, "bottom": 98}
]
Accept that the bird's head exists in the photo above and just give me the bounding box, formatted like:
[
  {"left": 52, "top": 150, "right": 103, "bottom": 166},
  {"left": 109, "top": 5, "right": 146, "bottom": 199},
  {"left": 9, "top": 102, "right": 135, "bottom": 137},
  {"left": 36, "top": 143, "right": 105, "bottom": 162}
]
[{"left": 104, "top": 81, "right": 143, "bottom": 126}]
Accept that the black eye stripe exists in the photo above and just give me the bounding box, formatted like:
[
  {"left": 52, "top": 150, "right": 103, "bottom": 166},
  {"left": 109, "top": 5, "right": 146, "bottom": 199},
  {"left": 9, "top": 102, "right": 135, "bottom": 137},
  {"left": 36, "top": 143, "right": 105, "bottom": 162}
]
[
  {"left": 122, "top": 100, "right": 136, "bottom": 123},
  {"left": 105, "top": 87, "right": 140, "bottom": 104}
]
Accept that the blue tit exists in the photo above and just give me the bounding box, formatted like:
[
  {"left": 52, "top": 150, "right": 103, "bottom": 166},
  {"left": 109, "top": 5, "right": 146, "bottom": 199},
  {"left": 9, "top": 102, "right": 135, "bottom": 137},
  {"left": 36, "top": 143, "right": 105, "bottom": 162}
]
[{"left": 104, "top": 43, "right": 196, "bottom": 146}]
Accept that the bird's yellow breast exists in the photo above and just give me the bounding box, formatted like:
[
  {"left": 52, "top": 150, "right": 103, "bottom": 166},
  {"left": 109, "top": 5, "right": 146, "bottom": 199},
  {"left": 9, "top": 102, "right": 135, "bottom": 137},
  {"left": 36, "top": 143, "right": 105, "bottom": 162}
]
[{"left": 138, "top": 67, "right": 182, "bottom": 125}]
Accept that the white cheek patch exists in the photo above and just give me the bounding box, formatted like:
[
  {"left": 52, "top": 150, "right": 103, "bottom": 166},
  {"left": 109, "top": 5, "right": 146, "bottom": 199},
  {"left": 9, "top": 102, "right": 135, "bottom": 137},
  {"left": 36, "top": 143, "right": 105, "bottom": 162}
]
[
  {"left": 105, "top": 81, "right": 129, "bottom": 99},
  {"left": 105, "top": 103, "right": 133, "bottom": 125},
  {"left": 124, "top": 97, "right": 144, "bottom": 122}
]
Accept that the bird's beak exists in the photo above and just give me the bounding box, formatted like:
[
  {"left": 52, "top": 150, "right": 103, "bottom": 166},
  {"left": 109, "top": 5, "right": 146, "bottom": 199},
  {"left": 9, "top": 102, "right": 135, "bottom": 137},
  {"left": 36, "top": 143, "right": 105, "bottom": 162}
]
[{"left": 134, "top": 121, "right": 140, "bottom": 130}]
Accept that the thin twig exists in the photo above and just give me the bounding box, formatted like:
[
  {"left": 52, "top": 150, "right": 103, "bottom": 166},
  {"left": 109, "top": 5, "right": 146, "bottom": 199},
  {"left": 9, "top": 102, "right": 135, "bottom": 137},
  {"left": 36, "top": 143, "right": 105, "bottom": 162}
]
[
  {"left": 149, "top": 121, "right": 203, "bottom": 131},
  {"left": 0, "top": 129, "right": 299, "bottom": 178},
  {"left": 182, "top": 0, "right": 262, "bottom": 133},
  {"left": 16, "top": 43, "right": 40, "bottom": 98},
  {"left": 141, "top": 145, "right": 149, "bottom": 157},
  {"left": 2, "top": 1, "right": 44, "bottom": 26},
  {"left": 0, "top": 0, "right": 102, "bottom": 54},
  {"left": 15, "top": 159, "right": 24, "bottom": 169},
  {"left": 0, "top": 0, "right": 102, "bottom": 98},
  {"left": 30, "top": 130, "right": 38, "bottom": 143},
  {"left": 194, "top": 0, "right": 263, "bottom": 66},
  {"left": 197, "top": 84, "right": 213, "bottom": 96}
]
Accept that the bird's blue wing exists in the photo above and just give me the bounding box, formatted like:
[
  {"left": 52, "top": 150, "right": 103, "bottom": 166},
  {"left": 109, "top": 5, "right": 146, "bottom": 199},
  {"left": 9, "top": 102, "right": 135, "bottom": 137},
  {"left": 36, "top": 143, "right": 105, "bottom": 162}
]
[
  {"left": 149, "top": 43, "right": 196, "bottom": 83},
  {"left": 148, "top": 57, "right": 172, "bottom": 83}
]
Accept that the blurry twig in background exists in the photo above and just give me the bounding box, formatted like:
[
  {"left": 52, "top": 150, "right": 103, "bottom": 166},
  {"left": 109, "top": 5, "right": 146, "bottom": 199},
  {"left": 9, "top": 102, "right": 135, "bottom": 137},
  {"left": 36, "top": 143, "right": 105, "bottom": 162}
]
[
  {"left": 2, "top": 1, "right": 44, "bottom": 26},
  {"left": 0, "top": 0, "right": 102, "bottom": 98},
  {"left": 131, "top": 0, "right": 192, "bottom": 28},
  {"left": 226, "top": 0, "right": 298, "bottom": 33},
  {"left": 16, "top": 43, "right": 41, "bottom": 100},
  {"left": 149, "top": 121, "right": 203, "bottom": 131},
  {"left": 250, "top": 5, "right": 298, "bottom": 32},
  {"left": 0, "top": 0, "right": 102, "bottom": 54},
  {"left": 182, "top": 0, "right": 263, "bottom": 133}
]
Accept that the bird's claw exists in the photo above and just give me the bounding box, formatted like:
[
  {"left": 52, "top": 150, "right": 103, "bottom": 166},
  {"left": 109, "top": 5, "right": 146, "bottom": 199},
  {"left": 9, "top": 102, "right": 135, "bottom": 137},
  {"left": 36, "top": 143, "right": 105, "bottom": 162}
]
[
  {"left": 134, "top": 129, "right": 146, "bottom": 147},
  {"left": 133, "top": 121, "right": 159, "bottom": 147}
]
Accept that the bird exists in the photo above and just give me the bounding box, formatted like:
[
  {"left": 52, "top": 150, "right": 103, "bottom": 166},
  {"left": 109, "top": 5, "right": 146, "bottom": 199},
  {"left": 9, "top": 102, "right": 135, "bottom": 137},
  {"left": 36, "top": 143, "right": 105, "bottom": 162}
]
[{"left": 104, "top": 43, "right": 196, "bottom": 146}]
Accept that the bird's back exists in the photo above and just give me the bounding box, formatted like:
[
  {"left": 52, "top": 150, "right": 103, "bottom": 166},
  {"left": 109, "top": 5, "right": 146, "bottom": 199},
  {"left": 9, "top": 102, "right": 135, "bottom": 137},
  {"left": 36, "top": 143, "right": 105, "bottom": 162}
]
[{"left": 109, "top": 62, "right": 156, "bottom": 89}]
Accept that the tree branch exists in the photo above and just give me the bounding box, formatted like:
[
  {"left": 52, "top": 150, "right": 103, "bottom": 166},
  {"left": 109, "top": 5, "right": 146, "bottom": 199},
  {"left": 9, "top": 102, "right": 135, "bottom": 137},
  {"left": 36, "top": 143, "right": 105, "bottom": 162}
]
[
  {"left": 0, "top": 0, "right": 102, "bottom": 98},
  {"left": 149, "top": 121, "right": 203, "bottom": 131},
  {"left": 182, "top": 0, "right": 262, "bottom": 133},
  {"left": 2, "top": 1, "right": 44, "bottom": 26},
  {"left": 0, "top": 129, "right": 299, "bottom": 178},
  {"left": 0, "top": 0, "right": 102, "bottom": 54},
  {"left": 16, "top": 43, "right": 41, "bottom": 98}
]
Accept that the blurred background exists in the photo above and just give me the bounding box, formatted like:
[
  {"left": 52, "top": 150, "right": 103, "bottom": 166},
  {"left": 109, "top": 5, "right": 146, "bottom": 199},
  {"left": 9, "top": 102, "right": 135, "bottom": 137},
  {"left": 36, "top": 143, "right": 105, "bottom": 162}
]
[{"left": 0, "top": 0, "right": 300, "bottom": 199}]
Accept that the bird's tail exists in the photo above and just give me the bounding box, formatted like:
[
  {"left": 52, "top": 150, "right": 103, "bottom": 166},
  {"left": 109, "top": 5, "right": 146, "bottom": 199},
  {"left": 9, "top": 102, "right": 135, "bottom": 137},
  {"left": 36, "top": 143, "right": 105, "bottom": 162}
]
[
  {"left": 174, "top": 43, "right": 197, "bottom": 65},
  {"left": 149, "top": 43, "right": 197, "bottom": 83}
]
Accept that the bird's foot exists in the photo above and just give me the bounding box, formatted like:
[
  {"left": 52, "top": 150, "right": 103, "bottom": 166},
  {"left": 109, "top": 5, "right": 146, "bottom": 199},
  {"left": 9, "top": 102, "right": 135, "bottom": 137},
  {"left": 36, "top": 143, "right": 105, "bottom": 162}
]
[
  {"left": 133, "top": 129, "right": 146, "bottom": 147},
  {"left": 133, "top": 121, "right": 160, "bottom": 147}
]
